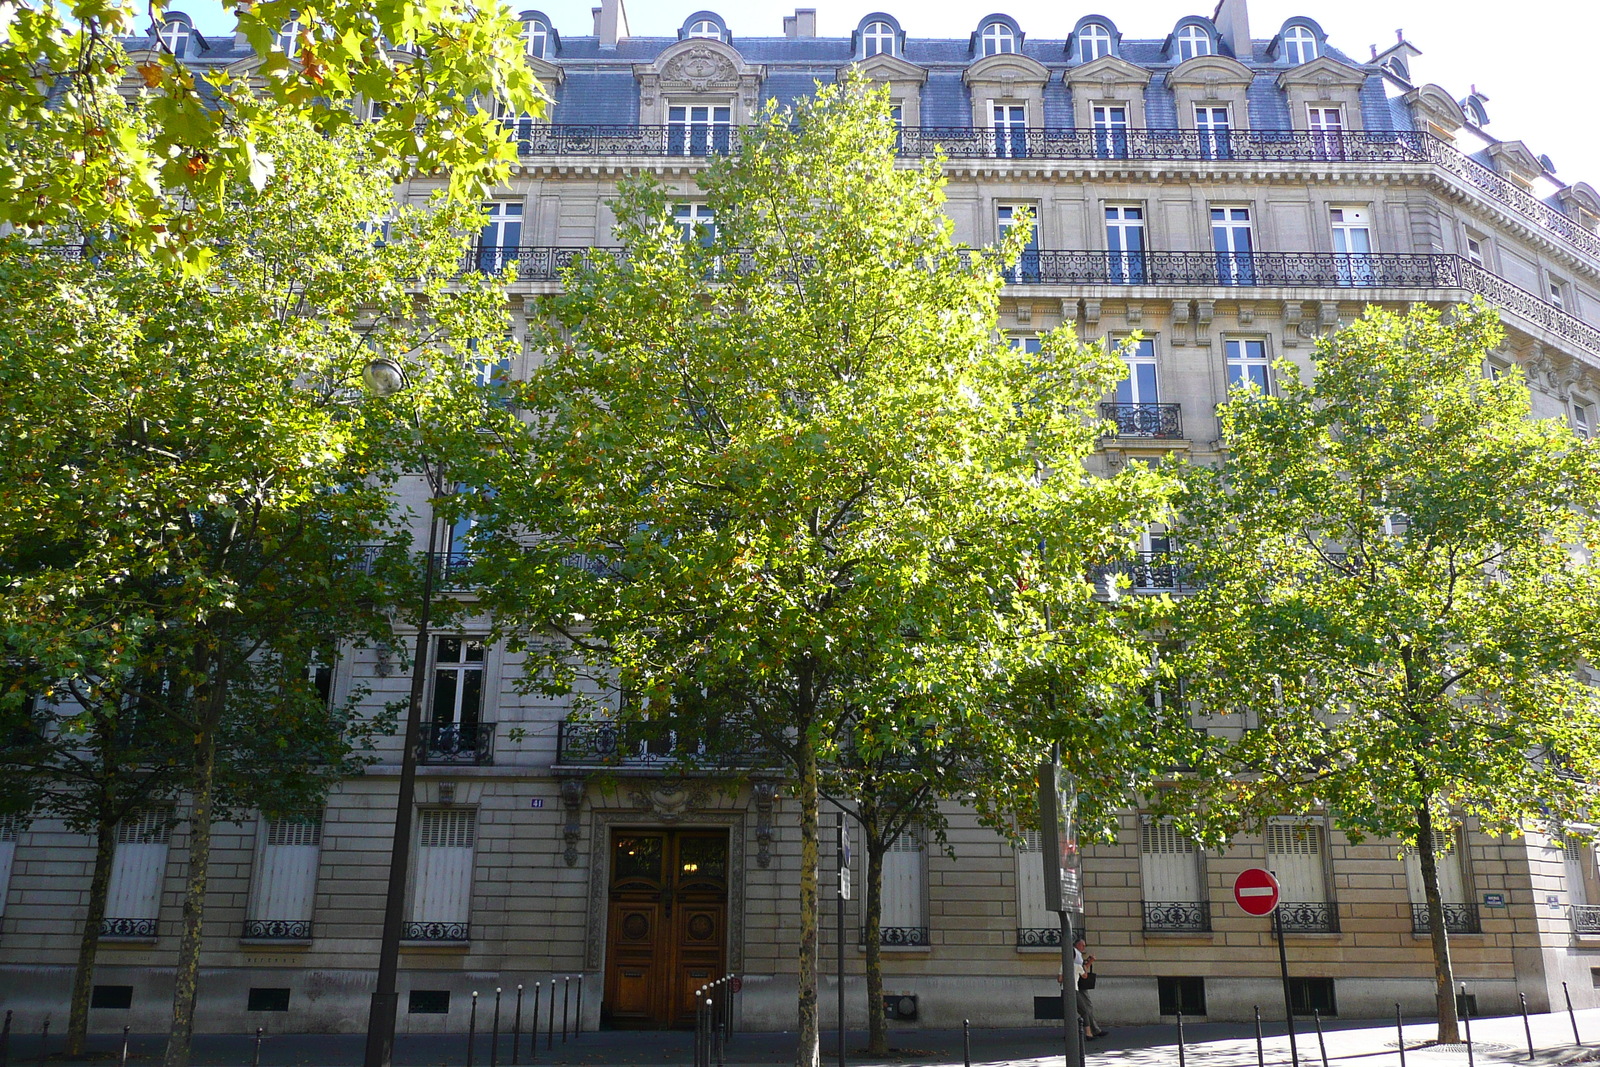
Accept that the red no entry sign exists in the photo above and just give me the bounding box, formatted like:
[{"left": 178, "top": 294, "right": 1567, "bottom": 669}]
[{"left": 1234, "top": 868, "right": 1281, "bottom": 916}]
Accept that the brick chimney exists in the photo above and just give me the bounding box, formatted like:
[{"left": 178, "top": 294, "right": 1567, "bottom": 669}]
[
  {"left": 1212, "top": 0, "right": 1251, "bottom": 58},
  {"left": 597, "top": 0, "right": 629, "bottom": 49},
  {"left": 783, "top": 8, "right": 817, "bottom": 38}
]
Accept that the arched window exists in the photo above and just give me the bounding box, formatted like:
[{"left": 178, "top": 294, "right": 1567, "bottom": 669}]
[
  {"left": 687, "top": 19, "right": 721, "bottom": 39},
  {"left": 1283, "top": 25, "right": 1317, "bottom": 64},
  {"left": 157, "top": 19, "right": 191, "bottom": 58},
  {"left": 521, "top": 18, "right": 548, "bottom": 57},
  {"left": 275, "top": 19, "right": 300, "bottom": 56},
  {"left": 1077, "top": 23, "right": 1111, "bottom": 63},
  {"left": 862, "top": 21, "right": 896, "bottom": 57},
  {"left": 980, "top": 22, "right": 1016, "bottom": 56},
  {"left": 1175, "top": 24, "right": 1211, "bottom": 61}
]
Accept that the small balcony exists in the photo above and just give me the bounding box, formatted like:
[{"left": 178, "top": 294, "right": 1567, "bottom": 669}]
[
  {"left": 1571, "top": 904, "right": 1600, "bottom": 936},
  {"left": 1101, "top": 403, "right": 1183, "bottom": 439},
  {"left": 416, "top": 720, "right": 495, "bottom": 766},
  {"left": 1016, "top": 927, "right": 1063, "bottom": 947},
  {"left": 1276, "top": 901, "right": 1339, "bottom": 933},
  {"left": 402, "top": 921, "right": 469, "bottom": 943},
  {"left": 241, "top": 919, "right": 314, "bottom": 940},
  {"left": 873, "top": 926, "right": 929, "bottom": 947},
  {"left": 1143, "top": 900, "right": 1212, "bottom": 933},
  {"left": 100, "top": 917, "right": 158, "bottom": 938},
  {"left": 1411, "top": 902, "right": 1481, "bottom": 935}
]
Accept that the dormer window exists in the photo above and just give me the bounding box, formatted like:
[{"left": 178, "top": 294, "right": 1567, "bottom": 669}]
[
  {"left": 862, "top": 21, "right": 897, "bottom": 58},
  {"left": 687, "top": 19, "right": 721, "bottom": 39},
  {"left": 980, "top": 22, "right": 1016, "bottom": 56},
  {"left": 1175, "top": 25, "right": 1211, "bottom": 61},
  {"left": 275, "top": 19, "right": 300, "bottom": 56},
  {"left": 1283, "top": 25, "right": 1317, "bottom": 64},
  {"left": 521, "top": 19, "right": 549, "bottom": 57},
  {"left": 157, "top": 19, "right": 192, "bottom": 58},
  {"left": 1077, "top": 23, "right": 1111, "bottom": 63}
]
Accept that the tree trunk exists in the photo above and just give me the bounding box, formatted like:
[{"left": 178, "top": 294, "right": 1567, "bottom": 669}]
[
  {"left": 163, "top": 679, "right": 224, "bottom": 1067},
  {"left": 863, "top": 801, "right": 887, "bottom": 1056},
  {"left": 795, "top": 731, "right": 821, "bottom": 1067},
  {"left": 1416, "top": 803, "right": 1461, "bottom": 1044},
  {"left": 66, "top": 813, "right": 118, "bottom": 1056}
]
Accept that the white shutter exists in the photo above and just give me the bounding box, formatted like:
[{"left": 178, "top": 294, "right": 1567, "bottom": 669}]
[
  {"left": 880, "top": 827, "right": 925, "bottom": 930},
  {"left": 0, "top": 816, "right": 19, "bottom": 919},
  {"left": 1265, "top": 823, "right": 1328, "bottom": 903},
  {"left": 1405, "top": 833, "right": 1468, "bottom": 904},
  {"left": 1563, "top": 836, "right": 1591, "bottom": 907},
  {"left": 1016, "top": 831, "right": 1055, "bottom": 931},
  {"left": 411, "top": 809, "right": 476, "bottom": 924},
  {"left": 106, "top": 809, "right": 172, "bottom": 921},
  {"left": 1140, "top": 822, "right": 1201, "bottom": 901},
  {"left": 248, "top": 813, "right": 323, "bottom": 924}
]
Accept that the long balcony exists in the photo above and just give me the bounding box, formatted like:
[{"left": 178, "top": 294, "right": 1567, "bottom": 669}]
[
  {"left": 416, "top": 719, "right": 495, "bottom": 766},
  {"left": 1101, "top": 402, "right": 1183, "bottom": 439},
  {"left": 554, "top": 718, "right": 768, "bottom": 770},
  {"left": 1411, "top": 902, "right": 1481, "bottom": 934},
  {"left": 505, "top": 124, "right": 1600, "bottom": 266}
]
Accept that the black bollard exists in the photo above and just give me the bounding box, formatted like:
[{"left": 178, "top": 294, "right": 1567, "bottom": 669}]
[
  {"left": 120, "top": 1026, "right": 130, "bottom": 1067},
  {"left": 1, "top": 1008, "right": 11, "bottom": 1067},
  {"left": 1396, "top": 1003, "right": 1406, "bottom": 1067},
  {"left": 468, "top": 991, "right": 479, "bottom": 1067},
  {"left": 1313, "top": 1010, "right": 1328, "bottom": 1067},
  {"left": 963, "top": 1019, "right": 972, "bottom": 1067},
  {"left": 693, "top": 995, "right": 703, "bottom": 1067},
  {"left": 512, "top": 985, "right": 524, "bottom": 1066},
  {"left": 1177, "top": 1011, "right": 1186, "bottom": 1067},
  {"left": 562, "top": 976, "right": 570, "bottom": 1044},
  {"left": 253, "top": 1026, "right": 264, "bottom": 1067},
  {"left": 1254, "top": 1006, "right": 1265, "bottom": 1067},
  {"left": 1565, "top": 982, "right": 1583, "bottom": 1047},
  {"left": 36, "top": 1019, "right": 48, "bottom": 1067},
  {"left": 1462, "top": 985, "right": 1475, "bottom": 1067},
  {"left": 530, "top": 983, "right": 540, "bottom": 1061},
  {"left": 575, "top": 975, "right": 583, "bottom": 1040},
  {"left": 1520, "top": 993, "right": 1534, "bottom": 1061},
  {"left": 706, "top": 1000, "right": 714, "bottom": 1067},
  {"left": 492, "top": 987, "right": 503, "bottom": 1067},
  {"left": 547, "top": 978, "right": 555, "bottom": 1051}
]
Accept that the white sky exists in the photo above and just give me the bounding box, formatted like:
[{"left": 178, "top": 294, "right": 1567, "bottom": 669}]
[{"left": 172, "top": 0, "right": 1600, "bottom": 193}]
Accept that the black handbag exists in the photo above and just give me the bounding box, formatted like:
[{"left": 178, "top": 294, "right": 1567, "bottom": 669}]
[{"left": 1080, "top": 969, "right": 1097, "bottom": 990}]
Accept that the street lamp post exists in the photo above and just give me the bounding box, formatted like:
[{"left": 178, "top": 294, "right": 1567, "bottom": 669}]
[{"left": 361, "top": 357, "right": 446, "bottom": 1067}]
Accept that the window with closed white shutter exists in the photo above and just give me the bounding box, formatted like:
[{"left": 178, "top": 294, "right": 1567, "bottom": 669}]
[
  {"left": 1563, "top": 835, "right": 1597, "bottom": 908},
  {"left": 1266, "top": 822, "right": 1337, "bottom": 931},
  {"left": 1404, "top": 828, "right": 1479, "bottom": 933},
  {"left": 245, "top": 812, "right": 323, "bottom": 939},
  {"left": 1141, "top": 821, "right": 1208, "bottom": 930},
  {"left": 1015, "top": 831, "right": 1058, "bottom": 945},
  {"left": 879, "top": 827, "right": 927, "bottom": 946},
  {"left": 103, "top": 808, "right": 173, "bottom": 937},
  {"left": 407, "top": 809, "right": 476, "bottom": 942},
  {"left": 0, "top": 815, "right": 20, "bottom": 919}
]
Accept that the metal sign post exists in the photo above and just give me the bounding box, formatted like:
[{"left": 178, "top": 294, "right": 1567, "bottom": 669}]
[
  {"left": 1234, "top": 868, "right": 1298, "bottom": 1067},
  {"left": 837, "top": 812, "right": 849, "bottom": 1067},
  {"left": 1039, "top": 747, "right": 1084, "bottom": 1067}
]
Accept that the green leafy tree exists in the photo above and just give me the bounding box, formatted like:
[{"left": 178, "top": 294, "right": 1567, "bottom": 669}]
[
  {"left": 0, "top": 0, "right": 542, "bottom": 268},
  {"left": 1173, "top": 302, "right": 1600, "bottom": 1041},
  {"left": 0, "top": 119, "right": 514, "bottom": 1066},
  {"left": 471, "top": 77, "right": 1168, "bottom": 1067}
]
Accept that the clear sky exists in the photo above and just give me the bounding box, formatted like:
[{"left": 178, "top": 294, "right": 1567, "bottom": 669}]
[{"left": 170, "top": 0, "right": 1600, "bottom": 193}]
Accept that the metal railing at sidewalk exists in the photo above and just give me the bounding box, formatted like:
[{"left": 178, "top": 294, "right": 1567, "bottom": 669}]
[{"left": 693, "top": 974, "right": 738, "bottom": 1067}]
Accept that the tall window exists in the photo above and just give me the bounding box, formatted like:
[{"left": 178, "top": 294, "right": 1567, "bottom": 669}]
[
  {"left": 980, "top": 22, "right": 1016, "bottom": 56},
  {"left": 408, "top": 809, "right": 476, "bottom": 942},
  {"left": 668, "top": 103, "right": 732, "bottom": 157},
  {"left": 431, "top": 637, "right": 485, "bottom": 730},
  {"left": 991, "top": 103, "right": 1027, "bottom": 158},
  {"left": 686, "top": 19, "right": 720, "bottom": 39},
  {"left": 673, "top": 203, "right": 717, "bottom": 245},
  {"left": 1211, "top": 206, "right": 1254, "bottom": 285},
  {"left": 1105, "top": 204, "right": 1145, "bottom": 284},
  {"left": 246, "top": 812, "right": 323, "bottom": 939},
  {"left": 1404, "top": 831, "right": 1476, "bottom": 932},
  {"left": 1563, "top": 835, "right": 1600, "bottom": 910},
  {"left": 104, "top": 808, "right": 174, "bottom": 937},
  {"left": 1091, "top": 103, "right": 1129, "bottom": 159},
  {"left": 1195, "top": 105, "right": 1231, "bottom": 160},
  {"left": 862, "top": 21, "right": 896, "bottom": 57},
  {"left": 1465, "top": 236, "right": 1486, "bottom": 267},
  {"left": 1548, "top": 278, "right": 1568, "bottom": 311},
  {"left": 1175, "top": 25, "right": 1211, "bottom": 61},
  {"left": 1330, "top": 206, "right": 1374, "bottom": 286},
  {"left": 1283, "top": 25, "right": 1317, "bottom": 64},
  {"left": 997, "top": 204, "right": 1040, "bottom": 283},
  {"left": 1077, "top": 23, "right": 1112, "bottom": 63},
  {"left": 1140, "top": 821, "right": 1207, "bottom": 931},
  {"left": 1015, "top": 831, "right": 1058, "bottom": 945},
  {"left": 1571, "top": 400, "right": 1593, "bottom": 439},
  {"left": 521, "top": 18, "right": 549, "bottom": 57},
  {"left": 157, "top": 19, "right": 192, "bottom": 57},
  {"left": 1308, "top": 106, "right": 1344, "bottom": 159},
  {"left": 475, "top": 201, "right": 523, "bottom": 273},
  {"left": 1225, "top": 338, "right": 1270, "bottom": 393},
  {"left": 1266, "top": 822, "right": 1334, "bottom": 931},
  {"left": 879, "top": 827, "right": 927, "bottom": 945},
  {"left": 1115, "top": 337, "right": 1158, "bottom": 406},
  {"left": 0, "top": 816, "right": 19, "bottom": 921},
  {"left": 275, "top": 19, "right": 300, "bottom": 56}
]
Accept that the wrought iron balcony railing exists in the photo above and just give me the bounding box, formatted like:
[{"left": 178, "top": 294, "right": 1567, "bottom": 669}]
[
  {"left": 554, "top": 718, "right": 768, "bottom": 769},
  {"left": 402, "top": 921, "right": 469, "bottom": 942},
  {"left": 1094, "top": 550, "right": 1196, "bottom": 595},
  {"left": 1411, "top": 902, "right": 1481, "bottom": 934},
  {"left": 1101, "top": 402, "right": 1183, "bottom": 439},
  {"left": 503, "top": 125, "right": 1600, "bottom": 265},
  {"left": 1571, "top": 904, "right": 1600, "bottom": 935},
  {"left": 347, "top": 546, "right": 474, "bottom": 590},
  {"left": 100, "top": 917, "right": 158, "bottom": 937},
  {"left": 1143, "top": 900, "right": 1212, "bottom": 932},
  {"left": 1016, "top": 927, "right": 1062, "bottom": 947},
  {"left": 242, "top": 919, "right": 314, "bottom": 940},
  {"left": 1276, "top": 900, "right": 1339, "bottom": 933},
  {"left": 416, "top": 719, "right": 495, "bottom": 766},
  {"left": 876, "top": 926, "right": 929, "bottom": 947}
]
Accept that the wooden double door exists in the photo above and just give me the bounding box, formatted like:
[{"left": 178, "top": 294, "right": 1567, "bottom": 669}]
[{"left": 603, "top": 829, "right": 728, "bottom": 1029}]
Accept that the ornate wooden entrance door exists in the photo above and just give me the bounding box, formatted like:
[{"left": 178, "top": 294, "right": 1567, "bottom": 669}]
[{"left": 603, "top": 829, "right": 728, "bottom": 1029}]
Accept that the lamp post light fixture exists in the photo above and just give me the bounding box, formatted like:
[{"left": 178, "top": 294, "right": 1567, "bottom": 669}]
[{"left": 360, "top": 355, "right": 445, "bottom": 1067}]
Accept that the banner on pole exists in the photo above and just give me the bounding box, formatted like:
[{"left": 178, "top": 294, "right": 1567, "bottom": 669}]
[{"left": 1038, "top": 756, "right": 1083, "bottom": 915}]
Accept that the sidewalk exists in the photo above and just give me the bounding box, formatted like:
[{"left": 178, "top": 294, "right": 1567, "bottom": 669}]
[{"left": 7, "top": 1009, "right": 1596, "bottom": 1067}]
